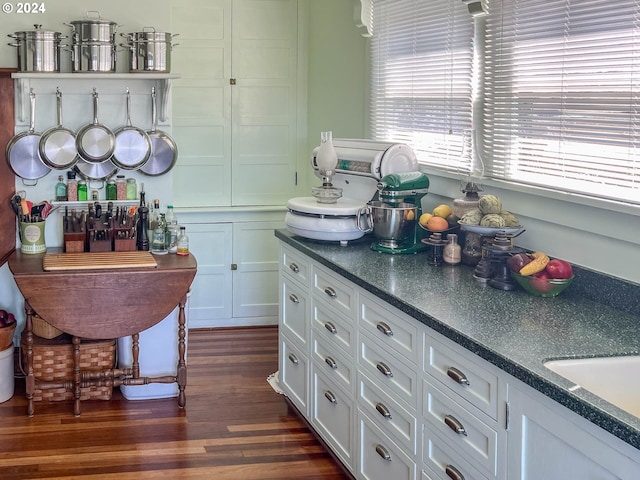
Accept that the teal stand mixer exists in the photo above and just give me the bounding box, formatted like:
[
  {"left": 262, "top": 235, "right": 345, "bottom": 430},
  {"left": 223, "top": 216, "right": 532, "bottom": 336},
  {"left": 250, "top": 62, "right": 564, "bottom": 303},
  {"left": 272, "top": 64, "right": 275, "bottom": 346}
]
[{"left": 358, "top": 171, "right": 430, "bottom": 254}]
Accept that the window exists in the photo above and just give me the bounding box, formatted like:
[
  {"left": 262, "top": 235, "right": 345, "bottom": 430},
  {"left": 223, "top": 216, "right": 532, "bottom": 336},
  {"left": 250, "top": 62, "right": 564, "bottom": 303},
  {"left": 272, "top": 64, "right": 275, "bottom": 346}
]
[
  {"left": 370, "top": 0, "right": 640, "bottom": 205},
  {"left": 370, "top": 0, "right": 474, "bottom": 174}
]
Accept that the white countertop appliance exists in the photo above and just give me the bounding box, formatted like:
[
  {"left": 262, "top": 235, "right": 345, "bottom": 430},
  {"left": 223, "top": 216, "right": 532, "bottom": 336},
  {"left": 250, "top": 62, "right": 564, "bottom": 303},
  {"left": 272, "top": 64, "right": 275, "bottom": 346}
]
[{"left": 285, "top": 138, "right": 418, "bottom": 245}]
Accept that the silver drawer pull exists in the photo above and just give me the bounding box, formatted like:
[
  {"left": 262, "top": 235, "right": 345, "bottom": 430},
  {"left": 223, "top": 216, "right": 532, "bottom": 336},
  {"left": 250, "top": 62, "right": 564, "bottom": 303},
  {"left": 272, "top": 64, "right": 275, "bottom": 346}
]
[
  {"left": 324, "top": 322, "right": 337, "bottom": 334},
  {"left": 324, "top": 390, "right": 337, "bottom": 404},
  {"left": 288, "top": 293, "right": 299, "bottom": 304},
  {"left": 444, "top": 414, "right": 468, "bottom": 436},
  {"left": 375, "top": 402, "right": 392, "bottom": 419},
  {"left": 288, "top": 353, "right": 299, "bottom": 365},
  {"left": 445, "top": 464, "right": 465, "bottom": 480},
  {"left": 447, "top": 366, "right": 470, "bottom": 386},
  {"left": 324, "top": 286, "right": 337, "bottom": 298},
  {"left": 375, "top": 444, "right": 392, "bottom": 462},
  {"left": 376, "top": 361, "right": 394, "bottom": 377},
  {"left": 376, "top": 321, "right": 393, "bottom": 337},
  {"left": 324, "top": 356, "right": 337, "bottom": 370},
  {"left": 289, "top": 262, "right": 299, "bottom": 273}
]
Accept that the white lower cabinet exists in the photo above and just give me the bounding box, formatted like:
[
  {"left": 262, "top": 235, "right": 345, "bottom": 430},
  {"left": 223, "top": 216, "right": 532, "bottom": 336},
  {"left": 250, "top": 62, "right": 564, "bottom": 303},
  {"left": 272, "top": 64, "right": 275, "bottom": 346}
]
[
  {"left": 312, "top": 369, "right": 356, "bottom": 470},
  {"left": 279, "top": 335, "right": 308, "bottom": 416},
  {"left": 184, "top": 213, "right": 284, "bottom": 328},
  {"left": 277, "top": 241, "right": 640, "bottom": 480},
  {"left": 507, "top": 380, "right": 640, "bottom": 479},
  {"left": 359, "top": 410, "right": 417, "bottom": 480}
]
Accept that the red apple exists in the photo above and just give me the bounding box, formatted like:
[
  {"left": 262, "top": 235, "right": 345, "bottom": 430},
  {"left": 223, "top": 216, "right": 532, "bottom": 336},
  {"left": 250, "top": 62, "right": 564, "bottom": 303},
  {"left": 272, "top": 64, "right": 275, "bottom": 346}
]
[
  {"left": 546, "top": 258, "right": 573, "bottom": 279},
  {"left": 5, "top": 313, "right": 15, "bottom": 326},
  {"left": 531, "top": 270, "right": 553, "bottom": 294},
  {"left": 507, "top": 253, "right": 532, "bottom": 273}
]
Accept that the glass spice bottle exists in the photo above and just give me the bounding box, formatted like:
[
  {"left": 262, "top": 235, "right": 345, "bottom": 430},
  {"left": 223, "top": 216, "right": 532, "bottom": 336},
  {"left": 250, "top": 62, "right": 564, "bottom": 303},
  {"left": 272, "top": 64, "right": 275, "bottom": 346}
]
[
  {"left": 55, "top": 175, "right": 67, "bottom": 201},
  {"left": 78, "top": 180, "right": 88, "bottom": 201},
  {"left": 66, "top": 171, "right": 78, "bottom": 201},
  {"left": 126, "top": 178, "right": 137, "bottom": 200},
  {"left": 176, "top": 225, "right": 189, "bottom": 256},
  {"left": 443, "top": 233, "right": 462, "bottom": 265},
  {"left": 106, "top": 179, "right": 117, "bottom": 200}
]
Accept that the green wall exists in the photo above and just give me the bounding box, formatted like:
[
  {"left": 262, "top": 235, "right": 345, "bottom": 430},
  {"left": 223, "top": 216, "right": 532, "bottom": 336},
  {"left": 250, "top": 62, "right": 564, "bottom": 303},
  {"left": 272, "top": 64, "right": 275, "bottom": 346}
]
[{"left": 305, "top": 0, "right": 367, "bottom": 188}]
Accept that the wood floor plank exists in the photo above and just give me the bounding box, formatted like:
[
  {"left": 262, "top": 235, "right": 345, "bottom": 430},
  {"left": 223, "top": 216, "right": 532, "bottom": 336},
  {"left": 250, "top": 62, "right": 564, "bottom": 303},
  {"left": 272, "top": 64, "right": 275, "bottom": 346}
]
[{"left": 0, "top": 327, "right": 351, "bottom": 479}]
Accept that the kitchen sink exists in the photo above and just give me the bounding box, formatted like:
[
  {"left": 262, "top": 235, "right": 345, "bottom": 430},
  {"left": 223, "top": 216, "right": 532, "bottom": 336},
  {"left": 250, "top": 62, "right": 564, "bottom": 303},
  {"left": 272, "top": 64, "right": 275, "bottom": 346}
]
[{"left": 543, "top": 355, "right": 640, "bottom": 418}]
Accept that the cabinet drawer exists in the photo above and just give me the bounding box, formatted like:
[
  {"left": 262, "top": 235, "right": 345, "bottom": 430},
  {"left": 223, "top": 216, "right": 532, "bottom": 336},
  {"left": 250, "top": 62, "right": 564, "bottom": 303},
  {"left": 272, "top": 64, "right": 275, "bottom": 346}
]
[
  {"left": 360, "top": 291, "right": 419, "bottom": 365},
  {"left": 423, "top": 429, "right": 491, "bottom": 480},
  {"left": 281, "top": 244, "right": 310, "bottom": 286},
  {"left": 358, "top": 410, "right": 417, "bottom": 480},
  {"left": 358, "top": 374, "right": 418, "bottom": 455},
  {"left": 424, "top": 335, "right": 500, "bottom": 420},
  {"left": 280, "top": 277, "right": 309, "bottom": 348},
  {"left": 312, "top": 334, "right": 355, "bottom": 393},
  {"left": 359, "top": 334, "right": 419, "bottom": 408},
  {"left": 312, "top": 297, "right": 356, "bottom": 357},
  {"left": 312, "top": 370, "right": 355, "bottom": 471},
  {"left": 279, "top": 337, "right": 308, "bottom": 415},
  {"left": 311, "top": 264, "right": 356, "bottom": 319},
  {"left": 423, "top": 379, "right": 498, "bottom": 477}
]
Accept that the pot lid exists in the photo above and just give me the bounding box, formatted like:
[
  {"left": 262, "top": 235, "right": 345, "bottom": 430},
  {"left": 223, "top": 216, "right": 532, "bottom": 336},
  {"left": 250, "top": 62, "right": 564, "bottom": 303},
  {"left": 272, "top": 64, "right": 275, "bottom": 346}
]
[
  {"left": 13, "top": 24, "right": 63, "bottom": 38},
  {"left": 69, "top": 11, "right": 118, "bottom": 26}
]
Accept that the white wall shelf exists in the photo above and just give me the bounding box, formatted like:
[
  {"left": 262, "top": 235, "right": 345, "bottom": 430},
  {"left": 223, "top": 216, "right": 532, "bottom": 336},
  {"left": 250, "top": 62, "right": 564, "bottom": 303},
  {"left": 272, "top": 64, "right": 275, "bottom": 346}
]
[{"left": 11, "top": 72, "right": 180, "bottom": 123}]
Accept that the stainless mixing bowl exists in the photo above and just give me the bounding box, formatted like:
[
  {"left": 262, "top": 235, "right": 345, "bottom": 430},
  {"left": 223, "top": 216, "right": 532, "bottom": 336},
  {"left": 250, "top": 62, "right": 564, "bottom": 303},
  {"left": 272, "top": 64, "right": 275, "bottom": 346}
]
[{"left": 368, "top": 201, "right": 417, "bottom": 244}]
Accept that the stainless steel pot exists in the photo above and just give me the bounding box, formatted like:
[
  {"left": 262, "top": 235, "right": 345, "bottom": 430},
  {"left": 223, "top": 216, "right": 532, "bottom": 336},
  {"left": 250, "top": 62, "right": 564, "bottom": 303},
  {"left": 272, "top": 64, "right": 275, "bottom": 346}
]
[
  {"left": 65, "top": 11, "right": 118, "bottom": 43},
  {"left": 70, "top": 42, "right": 116, "bottom": 72},
  {"left": 8, "top": 25, "right": 66, "bottom": 72},
  {"left": 120, "top": 28, "right": 178, "bottom": 73}
]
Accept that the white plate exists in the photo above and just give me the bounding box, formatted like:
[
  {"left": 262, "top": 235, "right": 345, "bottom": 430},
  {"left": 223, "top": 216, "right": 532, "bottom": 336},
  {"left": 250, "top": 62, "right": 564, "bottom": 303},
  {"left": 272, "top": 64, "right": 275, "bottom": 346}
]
[{"left": 459, "top": 223, "right": 524, "bottom": 236}]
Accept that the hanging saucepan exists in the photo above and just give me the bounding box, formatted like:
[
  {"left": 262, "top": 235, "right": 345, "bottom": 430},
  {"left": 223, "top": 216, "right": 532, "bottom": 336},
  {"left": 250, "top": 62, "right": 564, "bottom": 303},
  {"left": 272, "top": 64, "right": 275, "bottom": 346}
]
[
  {"left": 74, "top": 157, "right": 119, "bottom": 189},
  {"left": 138, "top": 86, "right": 177, "bottom": 176},
  {"left": 6, "top": 89, "right": 51, "bottom": 185},
  {"left": 75, "top": 88, "right": 116, "bottom": 163},
  {"left": 112, "top": 88, "right": 151, "bottom": 170},
  {"left": 38, "top": 88, "right": 79, "bottom": 169}
]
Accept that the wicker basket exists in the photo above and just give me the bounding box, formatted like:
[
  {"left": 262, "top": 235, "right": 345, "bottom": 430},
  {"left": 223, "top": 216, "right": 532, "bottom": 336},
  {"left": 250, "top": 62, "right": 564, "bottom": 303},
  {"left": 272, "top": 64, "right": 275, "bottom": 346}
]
[
  {"left": 32, "top": 315, "right": 63, "bottom": 340},
  {"left": 0, "top": 322, "right": 16, "bottom": 351},
  {"left": 20, "top": 332, "right": 116, "bottom": 402}
]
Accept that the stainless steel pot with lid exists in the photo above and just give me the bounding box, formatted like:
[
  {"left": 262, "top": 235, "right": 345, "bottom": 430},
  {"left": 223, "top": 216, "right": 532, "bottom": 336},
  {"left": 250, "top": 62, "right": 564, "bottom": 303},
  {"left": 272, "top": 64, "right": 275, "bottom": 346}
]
[
  {"left": 65, "top": 11, "right": 119, "bottom": 43},
  {"left": 120, "top": 27, "right": 178, "bottom": 73},
  {"left": 7, "top": 24, "right": 66, "bottom": 72}
]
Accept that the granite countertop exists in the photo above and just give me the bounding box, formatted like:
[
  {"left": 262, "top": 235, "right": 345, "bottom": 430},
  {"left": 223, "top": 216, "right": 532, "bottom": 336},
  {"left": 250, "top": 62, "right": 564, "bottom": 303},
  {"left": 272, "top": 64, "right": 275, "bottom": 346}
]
[{"left": 275, "top": 229, "right": 640, "bottom": 450}]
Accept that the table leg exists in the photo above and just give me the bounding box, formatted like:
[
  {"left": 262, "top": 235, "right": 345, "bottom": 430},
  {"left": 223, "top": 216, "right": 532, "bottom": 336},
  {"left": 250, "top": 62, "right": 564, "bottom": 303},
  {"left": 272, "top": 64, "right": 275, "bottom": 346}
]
[
  {"left": 177, "top": 294, "right": 187, "bottom": 408},
  {"left": 24, "top": 301, "right": 35, "bottom": 417},
  {"left": 72, "top": 336, "right": 81, "bottom": 417},
  {"left": 131, "top": 332, "right": 140, "bottom": 379}
]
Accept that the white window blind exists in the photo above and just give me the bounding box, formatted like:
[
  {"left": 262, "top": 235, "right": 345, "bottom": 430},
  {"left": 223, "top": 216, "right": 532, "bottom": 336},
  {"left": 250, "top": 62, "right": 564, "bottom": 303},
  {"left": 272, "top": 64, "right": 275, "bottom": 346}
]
[
  {"left": 369, "top": 0, "right": 474, "bottom": 174},
  {"left": 484, "top": 0, "right": 640, "bottom": 204}
]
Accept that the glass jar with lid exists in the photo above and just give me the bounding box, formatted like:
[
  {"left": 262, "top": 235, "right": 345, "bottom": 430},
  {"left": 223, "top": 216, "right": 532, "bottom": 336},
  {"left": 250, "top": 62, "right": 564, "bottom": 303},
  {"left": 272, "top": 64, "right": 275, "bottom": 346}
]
[
  {"left": 126, "top": 178, "right": 137, "bottom": 200},
  {"left": 116, "top": 175, "right": 127, "bottom": 200}
]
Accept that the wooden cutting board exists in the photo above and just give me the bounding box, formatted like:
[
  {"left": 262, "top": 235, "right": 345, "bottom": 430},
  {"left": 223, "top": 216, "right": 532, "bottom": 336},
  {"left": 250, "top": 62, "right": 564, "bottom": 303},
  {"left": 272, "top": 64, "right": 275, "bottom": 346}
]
[{"left": 43, "top": 251, "right": 158, "bottom": 271}]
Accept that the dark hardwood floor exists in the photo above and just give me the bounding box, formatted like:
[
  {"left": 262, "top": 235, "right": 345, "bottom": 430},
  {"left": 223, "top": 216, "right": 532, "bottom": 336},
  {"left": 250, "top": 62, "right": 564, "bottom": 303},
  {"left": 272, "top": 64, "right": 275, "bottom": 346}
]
[{"left": 0, "top": 327, "right": 350, "bottom": 479}]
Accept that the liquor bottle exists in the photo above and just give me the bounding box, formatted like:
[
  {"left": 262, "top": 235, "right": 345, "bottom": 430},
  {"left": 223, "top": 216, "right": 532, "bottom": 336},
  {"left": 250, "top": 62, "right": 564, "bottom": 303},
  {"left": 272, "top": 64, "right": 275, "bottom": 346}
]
[
  {"left": 55, "top": 175, "right": 67, "bottom": 201},
  {"left": 136, "top": 190, "right": 149, "bottom": 251},
  {"left": 176, "top": 226, "right": 189, "bottom": 256},
  {"left": 151, "top": 213, "right": 168, "bottom": 255}
]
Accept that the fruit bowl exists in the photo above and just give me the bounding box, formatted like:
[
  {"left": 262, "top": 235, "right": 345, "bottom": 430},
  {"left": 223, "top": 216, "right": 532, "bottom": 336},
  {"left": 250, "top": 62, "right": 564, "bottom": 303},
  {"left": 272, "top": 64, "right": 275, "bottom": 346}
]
[
  {"left": 511, "top": 272, "right": 574, "bottom": 298},
  {"left": 418, "top": 222, "right": 460, "bottom": 235}
]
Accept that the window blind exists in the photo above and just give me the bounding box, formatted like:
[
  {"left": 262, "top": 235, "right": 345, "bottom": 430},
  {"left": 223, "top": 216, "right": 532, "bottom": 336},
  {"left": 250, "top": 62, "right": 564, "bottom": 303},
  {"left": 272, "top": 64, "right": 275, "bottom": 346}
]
[
  {"left": 369, "top": 0, "right": 474, "bottom": 174},
  {"left": 484, "top": 0, "right": 640, "bottom": 203}
]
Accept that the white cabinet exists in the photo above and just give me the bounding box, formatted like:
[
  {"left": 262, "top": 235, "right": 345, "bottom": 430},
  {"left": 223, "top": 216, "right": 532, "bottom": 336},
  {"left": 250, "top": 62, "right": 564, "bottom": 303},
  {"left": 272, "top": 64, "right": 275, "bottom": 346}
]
[
  {"left": 507, "top": 379, "right": 640, "bottom": 479},
  {"left": 186, "top": 214, "right": 283, "bottom": 327},
  {"left": 171, "top": 0, "right": 304, "bottom": 207}
]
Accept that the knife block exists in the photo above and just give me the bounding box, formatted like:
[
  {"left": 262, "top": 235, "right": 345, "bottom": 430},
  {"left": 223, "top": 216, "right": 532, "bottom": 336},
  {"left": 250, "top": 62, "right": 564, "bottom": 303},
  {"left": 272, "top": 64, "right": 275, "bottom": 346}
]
[{"left": 64, "top": 232, "right": 86, "bottom": 253}]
